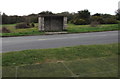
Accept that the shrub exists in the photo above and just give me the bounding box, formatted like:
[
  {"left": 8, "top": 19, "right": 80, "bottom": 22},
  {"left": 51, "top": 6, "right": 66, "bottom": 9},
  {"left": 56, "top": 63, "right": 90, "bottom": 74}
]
[
  {"left": 90, "top": 21, "right": 100, "bottom": 27},
  {"left": 103, "top": 18, "right": 118, "bottom": 24},
  {"left": 73, "top": 19, "right": 87, "bottom": 25},
  {"left": 91, "top": 15, "right": 118, "bottom": 24},
  {"left": 2, "top": 27, "right": 11, "bottom": 33},
  {"left": 91, "top": 16, "right": 104, "bottom": 24},
  {"left": 15, "top": 23, "right": 30, "bottom": 29},
  {"left": 31, "top": 23, "right": 35, "bottom": 27}
]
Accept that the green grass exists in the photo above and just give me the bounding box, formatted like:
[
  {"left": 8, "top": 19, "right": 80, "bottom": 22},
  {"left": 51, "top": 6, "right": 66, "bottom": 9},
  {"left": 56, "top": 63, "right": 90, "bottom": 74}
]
[
  {"left": 3, "top": 63, "right": 72, "bottom": 77},
  {"left": 1, "top": 24, "right": 45, "bottom": 37},
  {"left": 2, "top": 30, "right": 45, "bottom": 37},
  {"left": 2, "top": 43, "right": 119, "bottom": 77},
  {"left": 2, "top": 43, "right": 118, "bottom": 66},
  {"left": 2, "top": 56, "right": 118, "bottom": 77},
  {"left": 67, "top": 24, "right": 119, "bottom": 33},
  {"left": 1, "top": 23, "right": 119, "bottom": 37}
]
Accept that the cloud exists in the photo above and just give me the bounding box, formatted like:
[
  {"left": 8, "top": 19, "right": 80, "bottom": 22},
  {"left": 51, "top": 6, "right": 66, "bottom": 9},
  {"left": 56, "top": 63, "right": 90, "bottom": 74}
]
[
  {"left": 118, "top": 1, "right": 120, "bottom": 9},
  {"left": 0, "top": 0, "right": 119, "bottom": 15}
]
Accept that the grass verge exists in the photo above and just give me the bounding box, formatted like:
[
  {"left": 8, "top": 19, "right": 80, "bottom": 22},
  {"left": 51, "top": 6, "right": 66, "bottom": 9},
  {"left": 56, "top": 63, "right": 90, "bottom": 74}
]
[
  {"left": 67, "top": 24, "right": 119, "bottom": 33},
  {"left": 2, "top": 43, "right": 119, "bottom": 77},
  {"left": 1, "top": 24, "right": 119, "bottom": 37},
  {"left": 2, "top": 43, "right": 119, "bottom": 66},
  {"left": 2, "top": 56, "right": 118, "bottom": 77}
]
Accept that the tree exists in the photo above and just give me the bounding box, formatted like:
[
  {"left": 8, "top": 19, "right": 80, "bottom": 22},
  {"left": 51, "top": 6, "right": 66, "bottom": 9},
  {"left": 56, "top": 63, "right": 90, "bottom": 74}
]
[
  {"left": 2, "top": 13, "right": 26, "bottom": 24},
  {"left": 116, "top": 9, "right": 120, "bottom": 20},
  {"left": 2, "top": 13, "right": 9, "bottom": 24},
  {"left": 73, "top": 9, "right": 91, "bottom": 25},
  {"left": 39, "top": 11, "right": 53, "bottom": 15},
  {"left": 93, "top": 13, "right": 102, "bottom": 16},
  {"left": 78, "top": 9, "right": 90, "bottom": 20},
  {"left": 57, "top": 11, "right": 74, "bottom": 23},
  {"left": 28, "top": 14, "right": 38, "bottom": 23},
  {"left": 91, "top": 16, "right": 103, "bottom": 24}
]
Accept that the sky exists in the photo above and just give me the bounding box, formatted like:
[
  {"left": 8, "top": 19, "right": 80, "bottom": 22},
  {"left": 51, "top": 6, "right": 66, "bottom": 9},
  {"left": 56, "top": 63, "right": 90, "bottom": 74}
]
[{"left": 0, "top": 0, "right": 120, "bottom": 16}]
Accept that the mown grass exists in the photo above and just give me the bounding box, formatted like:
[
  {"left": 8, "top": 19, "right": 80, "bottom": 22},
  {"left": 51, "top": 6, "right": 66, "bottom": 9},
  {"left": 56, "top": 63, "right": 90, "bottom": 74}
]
[
  {"left": 2, "top": 43, "right": 119, "bottom": 77},
  {"left": 2, "top": 56, "right": 118, "bottom": 77},
  {"left": 1, "top": 23, "right": 119, "bottom": 37},
  {"left": 2, "top": 43, "right": 118, "bottom": 66}
]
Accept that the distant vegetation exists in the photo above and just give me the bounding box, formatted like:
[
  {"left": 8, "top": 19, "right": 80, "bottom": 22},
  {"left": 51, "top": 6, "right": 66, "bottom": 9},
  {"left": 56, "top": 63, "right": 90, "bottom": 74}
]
[
  {"left": 2, "top": 9, "right": 120, "bottom": 25},
  {"left": 1, "top": 9, "right": 119, "bottom": 37}
]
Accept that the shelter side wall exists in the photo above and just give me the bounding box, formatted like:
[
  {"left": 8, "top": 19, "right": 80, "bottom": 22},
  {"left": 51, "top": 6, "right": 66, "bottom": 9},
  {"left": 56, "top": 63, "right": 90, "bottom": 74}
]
[
  {"left": 38, "top": 17, "right": 44, "bottom": 31},
  {"left": 63, "top": 17, "right": 68, "bottom": 29}
]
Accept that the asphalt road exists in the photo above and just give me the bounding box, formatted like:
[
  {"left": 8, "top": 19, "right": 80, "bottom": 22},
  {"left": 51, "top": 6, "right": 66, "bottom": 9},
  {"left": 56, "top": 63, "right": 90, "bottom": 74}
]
[{"left": 1, "top": 31, "right": 118, "bottom": 53}]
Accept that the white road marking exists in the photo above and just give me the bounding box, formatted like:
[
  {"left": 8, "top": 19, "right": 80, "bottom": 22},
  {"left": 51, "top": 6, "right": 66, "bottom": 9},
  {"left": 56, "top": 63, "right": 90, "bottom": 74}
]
[{"left": 38, "top": 39, "right": 47, "bottom": 40}]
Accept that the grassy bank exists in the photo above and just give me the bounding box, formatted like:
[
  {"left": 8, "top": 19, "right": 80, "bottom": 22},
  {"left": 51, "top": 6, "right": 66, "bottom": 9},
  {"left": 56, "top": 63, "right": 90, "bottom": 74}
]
[
  {"left": 2, "top": 43, "right": 119, "bottom": 77},
  {"left": 67, "top": 24, "right": 119, "bottom": 33},
  {"left": 2, "top": 30, "right": 45, "bottom": 37},
  {"left": 1, "top": 25, "right": 45, "bottom": 37},
  {"left": 1, "top": 23, "right": 119, "bottom": 37},
  {"left": 2, "top": 56, "right": 118, "bottom": 77},
  {"left": 2, "top": 43, "right": 118, "bottom": 66}
]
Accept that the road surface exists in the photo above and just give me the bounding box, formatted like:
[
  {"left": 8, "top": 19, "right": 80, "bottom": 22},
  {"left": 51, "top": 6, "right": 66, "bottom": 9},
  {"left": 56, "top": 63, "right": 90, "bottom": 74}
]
[{"left": 1, "top": 31, "right": 118, "bottom": 53}]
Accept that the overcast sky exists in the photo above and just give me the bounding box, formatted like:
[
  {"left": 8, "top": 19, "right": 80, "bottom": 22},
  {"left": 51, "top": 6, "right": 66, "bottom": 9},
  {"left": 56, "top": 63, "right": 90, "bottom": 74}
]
[{"left": 0, "top": 0, "right": 119, "bottom": 16}]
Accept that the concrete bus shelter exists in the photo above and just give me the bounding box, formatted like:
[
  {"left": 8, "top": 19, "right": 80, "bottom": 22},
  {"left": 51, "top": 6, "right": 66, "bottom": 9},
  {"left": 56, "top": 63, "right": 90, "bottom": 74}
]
[{"left": 38, "top": 15, "right": 67, "bottom": 31}]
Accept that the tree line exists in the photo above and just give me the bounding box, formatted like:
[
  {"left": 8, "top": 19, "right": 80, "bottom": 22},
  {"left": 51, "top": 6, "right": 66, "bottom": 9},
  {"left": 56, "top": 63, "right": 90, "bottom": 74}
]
[{"left": 2, "top": 9, "right": 120, "bottom": 25}]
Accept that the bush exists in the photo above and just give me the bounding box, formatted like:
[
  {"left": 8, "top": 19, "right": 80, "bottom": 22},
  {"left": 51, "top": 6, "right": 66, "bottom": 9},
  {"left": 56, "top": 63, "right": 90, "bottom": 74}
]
[
  {"left": 73, "top": 19, "right": 87, "bottom": 25},
  {"left": 91, "top": 16, "right": 104, "bottom": 24},
  {"left": 90, "top": 21, "right": 100, "bottom": 27},
  {"left": 91, "top": 15, "right": 118, "bottom": 24},
  {"left": 103, "top": 18, "right": 118, "bottom": 24},
  {"left": 31, "top": 23, "right": 35, "bottom": 27},
  {"left": 2, "top": 27, "right": 11, "bottom": 33},
  {"left": 15, "top": 23, "right": 30, "bottom": 29}
]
